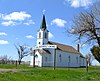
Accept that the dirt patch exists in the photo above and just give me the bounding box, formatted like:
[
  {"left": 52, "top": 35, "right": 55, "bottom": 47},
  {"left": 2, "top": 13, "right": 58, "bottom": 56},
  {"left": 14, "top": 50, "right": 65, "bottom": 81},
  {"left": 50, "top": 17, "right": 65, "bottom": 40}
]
[{"left": 0, "top": 69, "right": 20, "bottom": 72}]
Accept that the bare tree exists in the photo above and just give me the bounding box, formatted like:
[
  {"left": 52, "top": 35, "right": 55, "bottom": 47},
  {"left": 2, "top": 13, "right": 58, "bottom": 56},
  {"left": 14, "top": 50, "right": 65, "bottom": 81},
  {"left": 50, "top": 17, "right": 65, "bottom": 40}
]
[
  {"left": 67, "top": 2, "right": 100, "bottom": 46},
  {"left": 85, "top": 53, "right": 94, "bottom": 66},
  {"left": 0, "top": 55, "right": 12, "bottom": 64},
  {"left": 15, "top": 44, "right": 30, "bottom": 65}
]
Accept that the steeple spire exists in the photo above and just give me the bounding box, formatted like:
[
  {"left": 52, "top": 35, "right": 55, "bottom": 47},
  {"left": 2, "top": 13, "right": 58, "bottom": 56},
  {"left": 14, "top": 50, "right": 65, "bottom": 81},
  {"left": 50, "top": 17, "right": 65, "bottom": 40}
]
[{"left": 40, "top": 15, "right": 47, "bottom": 30}]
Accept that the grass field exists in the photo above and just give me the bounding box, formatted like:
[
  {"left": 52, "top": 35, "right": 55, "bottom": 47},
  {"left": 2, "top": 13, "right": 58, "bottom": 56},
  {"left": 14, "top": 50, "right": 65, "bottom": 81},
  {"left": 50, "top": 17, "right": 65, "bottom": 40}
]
[{"left": 0, "top": 64, "right": 100, "bottom": 81}]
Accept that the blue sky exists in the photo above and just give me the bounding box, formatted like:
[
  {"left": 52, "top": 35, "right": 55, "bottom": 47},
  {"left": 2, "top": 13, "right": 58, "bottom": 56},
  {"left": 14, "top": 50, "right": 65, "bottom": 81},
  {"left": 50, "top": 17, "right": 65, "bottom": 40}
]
[{"left": 0, "top": 0, "right": 99, "bottom": 64}]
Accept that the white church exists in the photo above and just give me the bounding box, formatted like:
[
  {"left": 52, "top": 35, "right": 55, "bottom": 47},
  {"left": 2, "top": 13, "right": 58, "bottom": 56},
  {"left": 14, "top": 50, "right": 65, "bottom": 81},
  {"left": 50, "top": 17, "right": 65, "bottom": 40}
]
[{"left": 30, "top": 15, "right": 86, "bottom": 67}]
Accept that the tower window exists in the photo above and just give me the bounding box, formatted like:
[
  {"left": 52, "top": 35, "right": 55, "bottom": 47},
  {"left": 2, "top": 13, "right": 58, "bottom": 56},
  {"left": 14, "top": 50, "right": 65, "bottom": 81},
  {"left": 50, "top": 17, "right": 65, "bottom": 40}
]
[
  {"left": 39, "top": 42, "right": 40, "bottom": 44},
  {"left": 39, "top": 32, "right": 41, "bottom": 38},
  {"left": 45, "top": 32, "right": 47, "bottom": 38}
]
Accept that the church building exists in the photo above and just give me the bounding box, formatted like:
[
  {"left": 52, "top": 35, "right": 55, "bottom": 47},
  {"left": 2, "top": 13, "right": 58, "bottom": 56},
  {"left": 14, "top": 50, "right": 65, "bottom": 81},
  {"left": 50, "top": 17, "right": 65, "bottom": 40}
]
[{"left": 30, "top": 15, "right": 86, "bottom": 67}]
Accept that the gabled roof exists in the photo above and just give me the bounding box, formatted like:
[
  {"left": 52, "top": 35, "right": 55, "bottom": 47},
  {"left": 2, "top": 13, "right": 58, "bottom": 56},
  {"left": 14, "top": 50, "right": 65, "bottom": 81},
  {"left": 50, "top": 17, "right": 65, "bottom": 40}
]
[{"left": 48, "top": 41, "right": 80, "bottom": 54}]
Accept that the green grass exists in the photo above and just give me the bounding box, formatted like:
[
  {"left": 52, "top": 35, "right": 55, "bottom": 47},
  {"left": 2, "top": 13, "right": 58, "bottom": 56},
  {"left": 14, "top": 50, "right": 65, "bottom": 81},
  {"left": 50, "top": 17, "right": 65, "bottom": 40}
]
[
  {"left": 0, "top": 64, "right": 30, "bottom": 69},
  {"left": 0, "top": 64, "right": 100, "bottom": 81}
]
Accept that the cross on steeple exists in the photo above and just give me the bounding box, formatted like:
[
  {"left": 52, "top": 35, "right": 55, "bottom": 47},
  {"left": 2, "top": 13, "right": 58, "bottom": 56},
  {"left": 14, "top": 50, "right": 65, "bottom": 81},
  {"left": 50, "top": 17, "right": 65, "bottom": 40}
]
[{"left": 43, "top": 9, "right": 46, "bottom": 14}]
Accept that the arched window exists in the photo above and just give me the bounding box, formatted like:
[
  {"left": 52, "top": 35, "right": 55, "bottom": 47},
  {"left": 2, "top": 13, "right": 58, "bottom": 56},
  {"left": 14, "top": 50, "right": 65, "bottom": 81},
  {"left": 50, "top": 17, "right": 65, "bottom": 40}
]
[
  {"left": 68, "top": 56, "right": 71, "bottom": 67},
  {"left": 45, "top": 57, "right": 47, "bottom": 62},
  {"left": 83, "top": 59, "right": 84, "bottom": 65},
  {"left": 39, "top": 42, "right": 40, "bottom": 44},
  {"left": 59, "top": 54, "right": 62, "bottom": 62},
  {"left": 45, "top": 32, "right": 47, "bottom": 38},
  {"left": 76, "top": 57, "right": 78, "bottom": 64},
  {"left": 68, "top": 56, "right": 70, "bottom": 63},
  {"left": 39, "top": 32, "right": 41, "bottom": 38},
  {"left": 35, "top": 54, "right": 38, "bottom": 58}
]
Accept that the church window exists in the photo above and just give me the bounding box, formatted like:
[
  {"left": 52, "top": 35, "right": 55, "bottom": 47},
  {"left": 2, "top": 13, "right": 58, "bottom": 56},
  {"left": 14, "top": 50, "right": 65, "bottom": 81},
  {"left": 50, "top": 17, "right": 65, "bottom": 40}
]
[
  {"left": 79, "top": 58, "right": 81, "bottom": 65},
  {"left": 83, "top": 59, "right": 84, "bottom": 65},
  {"left": 68, "top": 56, "right": 70, "bottom": 63},
  {"left": 35, "top": 54, "right": 38, "bottom": 58},
  {"left": 59, "top": 54, "right": 62, "bottom": 62},
  {"left": 68, "top": 56, "right": 71, "bottom": 67},
  {"left": 45, "top": 57, "right": 47, "bottom": 62},
  {"left": 39, "top": 32, "right": 41, "bottom": 38},
  {"left": 39, "top": 42, "right": 40, "bottom": 44},
  {"left": 45, "top": 32, "right": 47, "bottom": 38},
  {"left": 76, "top": 57, "right": 78, "bottom": 64}
]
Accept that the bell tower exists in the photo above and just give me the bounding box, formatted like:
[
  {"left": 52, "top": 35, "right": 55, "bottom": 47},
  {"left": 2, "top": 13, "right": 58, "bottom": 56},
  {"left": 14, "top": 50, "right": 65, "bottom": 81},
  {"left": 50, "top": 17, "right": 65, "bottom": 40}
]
[{"left": 37, "top": 15, "right": 48, "bottom": 46}]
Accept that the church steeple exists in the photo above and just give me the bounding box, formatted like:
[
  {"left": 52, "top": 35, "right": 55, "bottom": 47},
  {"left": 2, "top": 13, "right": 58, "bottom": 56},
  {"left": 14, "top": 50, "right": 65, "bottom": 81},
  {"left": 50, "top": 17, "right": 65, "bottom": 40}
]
[
  {"left": 40, "top": 15, "right": 46, "bottom": 30},
  {"left": 37, "top": 14, "right": 48, "bottom": 46}
]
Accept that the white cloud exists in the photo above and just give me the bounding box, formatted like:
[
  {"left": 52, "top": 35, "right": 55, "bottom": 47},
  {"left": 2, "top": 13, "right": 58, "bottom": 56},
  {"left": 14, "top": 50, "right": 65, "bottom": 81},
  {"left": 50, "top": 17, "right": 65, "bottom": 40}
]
[
  {"left": 1, "top": 21, "right": 16, "bottom": 26},
  {"left": 51, "top": 18, "right": 67, "bottom": 27},
  {"left": 0, "top": 11, "right": 35, "bottom": 26},
  {"left": 65, "top": 0, "right": 92, "bottom": 8},
  {"left": 24, "top": 20, "right": 35, "bottom": 25},
  {"left": 2, "top": 11, "right": 31, "bottom": 21},
  {"left": 16, "top": 38, "right": 19, "bottom": 40},
  {"left": 26, "top": 35, "right": 34, "bottom": 39},
  {"left": 0, "top": 32, "right": 7, "bottom": 36},
  {"left": 0, "top": 40, "right": 9, "bottom": 44},
  {"left": 48, "top": 32, "right": 54, "bottom": 38},
  {"left": 71, "top": 0, "right": 80, "bottom": 8}
]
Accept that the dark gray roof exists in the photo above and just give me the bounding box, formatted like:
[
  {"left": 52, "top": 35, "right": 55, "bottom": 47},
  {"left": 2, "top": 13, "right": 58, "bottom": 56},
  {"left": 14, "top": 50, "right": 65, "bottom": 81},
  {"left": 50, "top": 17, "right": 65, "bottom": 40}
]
[{"left": 48, "top": 41, "right": 80, "bottom": 54}]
